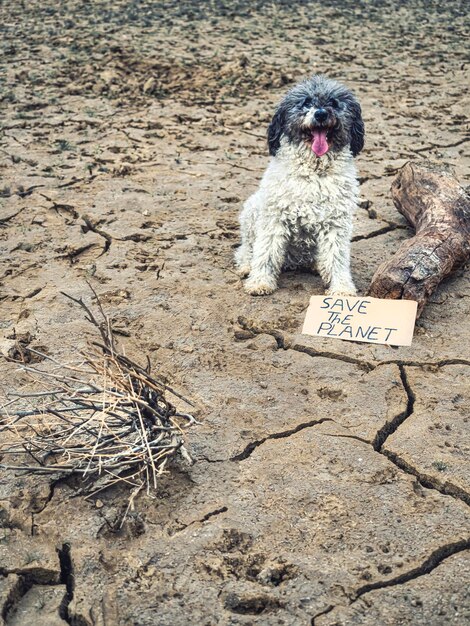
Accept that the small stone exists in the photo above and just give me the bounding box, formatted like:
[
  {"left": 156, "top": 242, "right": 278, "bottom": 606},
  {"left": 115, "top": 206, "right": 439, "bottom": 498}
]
[
  {"left": 234, "top": 329, "right": 254, "bottom": 341},
  {"left": 251, "top": 334, "right": 278, "bottom": 351},
  {"left": 0, "top": 339, "right": 17, "bottom": 359},
  {"left": 95, "top": 499, "right": 104, "bottom": 509},
  {"left": 143, "top": 77, "right": 156, "bottom": 94},
  {"left": 101, "top": 70, "right": 119, "bottom": 85},
  {"left": 143, "top": 565, "right": 156, "bottom": 577},
  {"left": 113, "top": 162, "right": 132, "bottom": 177}
]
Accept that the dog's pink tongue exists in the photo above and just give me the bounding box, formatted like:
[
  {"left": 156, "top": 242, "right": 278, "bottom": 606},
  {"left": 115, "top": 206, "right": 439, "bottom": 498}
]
[{"left": 312, "top": 129, "right": 329, "bottom": 157}]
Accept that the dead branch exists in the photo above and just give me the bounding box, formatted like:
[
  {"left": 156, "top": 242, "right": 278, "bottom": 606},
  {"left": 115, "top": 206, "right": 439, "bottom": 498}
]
[
  {"left": 368, "top": 161, "right": 470, "bottom": 316},
  {"left": 0, "top": 290, "right": 198, "bottom": 495}
]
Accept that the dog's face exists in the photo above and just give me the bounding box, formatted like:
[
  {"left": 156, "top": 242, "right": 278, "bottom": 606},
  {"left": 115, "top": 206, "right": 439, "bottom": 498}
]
[{"left": 268, "top": 75, "right": 364, "bottom": 159}]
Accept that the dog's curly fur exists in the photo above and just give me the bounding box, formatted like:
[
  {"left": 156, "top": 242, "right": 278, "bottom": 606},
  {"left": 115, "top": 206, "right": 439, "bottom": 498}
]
[{"left": 235, "top": 75, "right": 364, "bottom": 296}]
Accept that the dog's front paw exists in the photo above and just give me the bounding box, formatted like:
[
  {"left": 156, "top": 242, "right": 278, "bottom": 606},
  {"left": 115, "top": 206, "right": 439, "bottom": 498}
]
[
  {"left": 326, "top": 285, "right": 357, "bottom": 297},
  {"left": 244, "top": 275, "right": 277, "bottom": 296},
  {"left": 235, "top": 264, "right": 251, "bottom": 278}
]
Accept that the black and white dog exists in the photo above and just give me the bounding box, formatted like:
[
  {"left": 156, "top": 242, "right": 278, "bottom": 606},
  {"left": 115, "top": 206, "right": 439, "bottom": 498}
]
[{"left": 235, "top": 75, "right": 364, "bottom": 296}]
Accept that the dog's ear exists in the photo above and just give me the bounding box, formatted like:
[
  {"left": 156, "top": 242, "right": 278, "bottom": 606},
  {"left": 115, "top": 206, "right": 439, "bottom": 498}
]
[
  {"left": 349, "top": 99, "right": 365, "bottom": 157},
  {"left": 268, "top": 104, "right": 286, "bottom": 156}
]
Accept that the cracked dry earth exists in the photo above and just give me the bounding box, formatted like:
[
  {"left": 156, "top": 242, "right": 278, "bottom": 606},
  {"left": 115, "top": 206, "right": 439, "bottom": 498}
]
[{"left": 0, "top": 1, "right": 469, "bottom": 625}]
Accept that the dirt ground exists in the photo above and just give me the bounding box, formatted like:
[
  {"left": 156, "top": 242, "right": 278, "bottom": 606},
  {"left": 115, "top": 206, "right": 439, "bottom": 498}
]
[{"left": 0, "top": 1, "right": 469, "bottom": 624}]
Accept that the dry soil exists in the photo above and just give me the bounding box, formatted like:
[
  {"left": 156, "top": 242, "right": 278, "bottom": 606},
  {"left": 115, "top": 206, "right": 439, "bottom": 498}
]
[{"left": 0, "top": 1, "right": 469, "bottom": 625}]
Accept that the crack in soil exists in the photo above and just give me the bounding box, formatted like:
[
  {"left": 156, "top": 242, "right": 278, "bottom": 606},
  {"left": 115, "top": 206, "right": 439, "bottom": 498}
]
[
  {"left": 197, "top": 506, "right": 228, "bottom": 524},
  {"left": 237, "top": 317, "right": 470, "bottom": 371},
  {"left": 414, "top": 136, "right": 470, "bottom": 153},
  {"left": 231, "top": 417, "right": 333, "bottom": 462},
  {"left": 59, "top": 243, "right": 99, "bottom": 264},
  {"left": 373, "top": 365, "right": 415, "bottom": 451},
  {"left": 171, "top": 506, "right": 229, "bottom": 536},
  {"left": 16, "top": 184, "right": 45, "bottom": 198},
  {"left": 1, "top": 541, "right": 89, "bottom": 626},
  {"left": 351, "top": 223, "right": 408, "bottom": 242},
  {"left": 0, "top": 543, "right": 78, "bottom": 625},
  {"left": 237, "top": 317, "right": 375, "bottom": 371},
  {"left": 57, "top": 543, "right": 75, "bottom": 625},
  {"left": 57, "top": 175, "right": 98, "bottom": 189},
  {"left": 380, "top": 449, "right": 470, "bottom": 507},
  {"left": 371, "top": 367, "right": 470, "bottom": 508},
  {"left": 31, "top": 477, "right": 65, "bottom": 536},
  {"left": 39, "top": 194, "right": 80, "bottom": 220},
  {"left": 0, "top": 564, "right": 61, "bottom": 624},
  {"left": 352, "top": 538, "right": 470, "bottom": 601},
  {"left": 288, "top": 342, "right": 375, "bottom": 371},
  {"left": 378, "top": 357, "right": 470, "bottom": 368},
  {"left": 237, "top": 319, "right": 470, "bottom": 506},
  {"left": 311, "top": 605, "right": 334, "bottom": 625},
  {"left": 313, "top": 539, "right": 470, "bottom": 622},
  {"left": 0, "top": 207, "right": 26, "bottom": 225},
  {"left": 1, "top": 575, "right": 35, "bottom": 624},
  {"left": 81, "top": 216, "right": 113, "bottom": 254},
  {"left": 319, "top": 431, "right": 371, "bottom": 446},
  {"left": 39, "top": 194, "right": 113, "bottom": 256}
]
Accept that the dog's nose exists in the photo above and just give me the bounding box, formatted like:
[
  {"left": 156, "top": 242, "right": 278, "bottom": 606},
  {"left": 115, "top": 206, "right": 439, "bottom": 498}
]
[{"left": 314, "top": 108, "right": 328, "bottom": 123}]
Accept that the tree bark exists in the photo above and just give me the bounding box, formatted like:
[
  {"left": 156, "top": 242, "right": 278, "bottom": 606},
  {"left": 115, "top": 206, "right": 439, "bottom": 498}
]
[{"left": 368, "top": 161, "right": 470, "bottom": 317}]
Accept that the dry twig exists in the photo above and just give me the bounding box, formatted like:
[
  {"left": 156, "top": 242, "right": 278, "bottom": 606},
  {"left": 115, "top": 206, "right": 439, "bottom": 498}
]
[{"left": 0, "top": 291, "right": 197, "bottom": 495}]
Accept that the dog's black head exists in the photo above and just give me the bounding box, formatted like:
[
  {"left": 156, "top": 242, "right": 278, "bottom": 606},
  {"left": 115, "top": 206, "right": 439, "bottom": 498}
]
[{"left": 268, "top": 75, "right": 364, "bottom": 159}]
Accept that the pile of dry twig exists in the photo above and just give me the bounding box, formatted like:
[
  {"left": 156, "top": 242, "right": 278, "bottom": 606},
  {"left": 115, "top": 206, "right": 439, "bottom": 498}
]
[{"left": 0, "top": 290, "right": 196, "bottom": 495}]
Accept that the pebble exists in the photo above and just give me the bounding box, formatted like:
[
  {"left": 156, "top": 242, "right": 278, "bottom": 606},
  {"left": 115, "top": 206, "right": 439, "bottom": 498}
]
[
  {"left": 234, "top": 329, "right": 254, "bottom": 341},
  {"left": 143, "top": 77, "right": 156, "bottom": 94}
]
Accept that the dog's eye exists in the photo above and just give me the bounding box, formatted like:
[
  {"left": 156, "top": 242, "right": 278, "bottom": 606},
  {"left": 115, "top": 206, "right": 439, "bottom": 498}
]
[
  {"left": 301, "top": 97, "right": 313, "bottom": 109},
  {"left": 330, "top": 98, "right": 339, "bottom": 108}
]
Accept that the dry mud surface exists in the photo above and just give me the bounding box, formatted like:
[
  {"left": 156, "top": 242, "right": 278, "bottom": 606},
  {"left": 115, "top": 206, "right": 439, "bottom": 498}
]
[{"left": 1, "top": 1, "right": 469, "bottom": 625}]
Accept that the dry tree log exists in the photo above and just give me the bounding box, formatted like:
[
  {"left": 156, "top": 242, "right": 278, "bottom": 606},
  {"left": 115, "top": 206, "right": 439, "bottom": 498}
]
[{"left": 368, "top": 161, "right": 470, "bottom": 316}]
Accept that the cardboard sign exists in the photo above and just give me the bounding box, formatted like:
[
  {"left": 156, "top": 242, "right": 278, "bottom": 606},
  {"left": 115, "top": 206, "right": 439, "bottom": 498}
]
[{"left": 302, "top": 296, "right": 418, "bottom": 346}]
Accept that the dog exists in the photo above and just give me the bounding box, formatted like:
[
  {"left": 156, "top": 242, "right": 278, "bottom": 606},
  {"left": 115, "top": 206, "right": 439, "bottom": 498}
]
[{"left": 235, "top": 75, "right": 364, "bottom": 296}]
